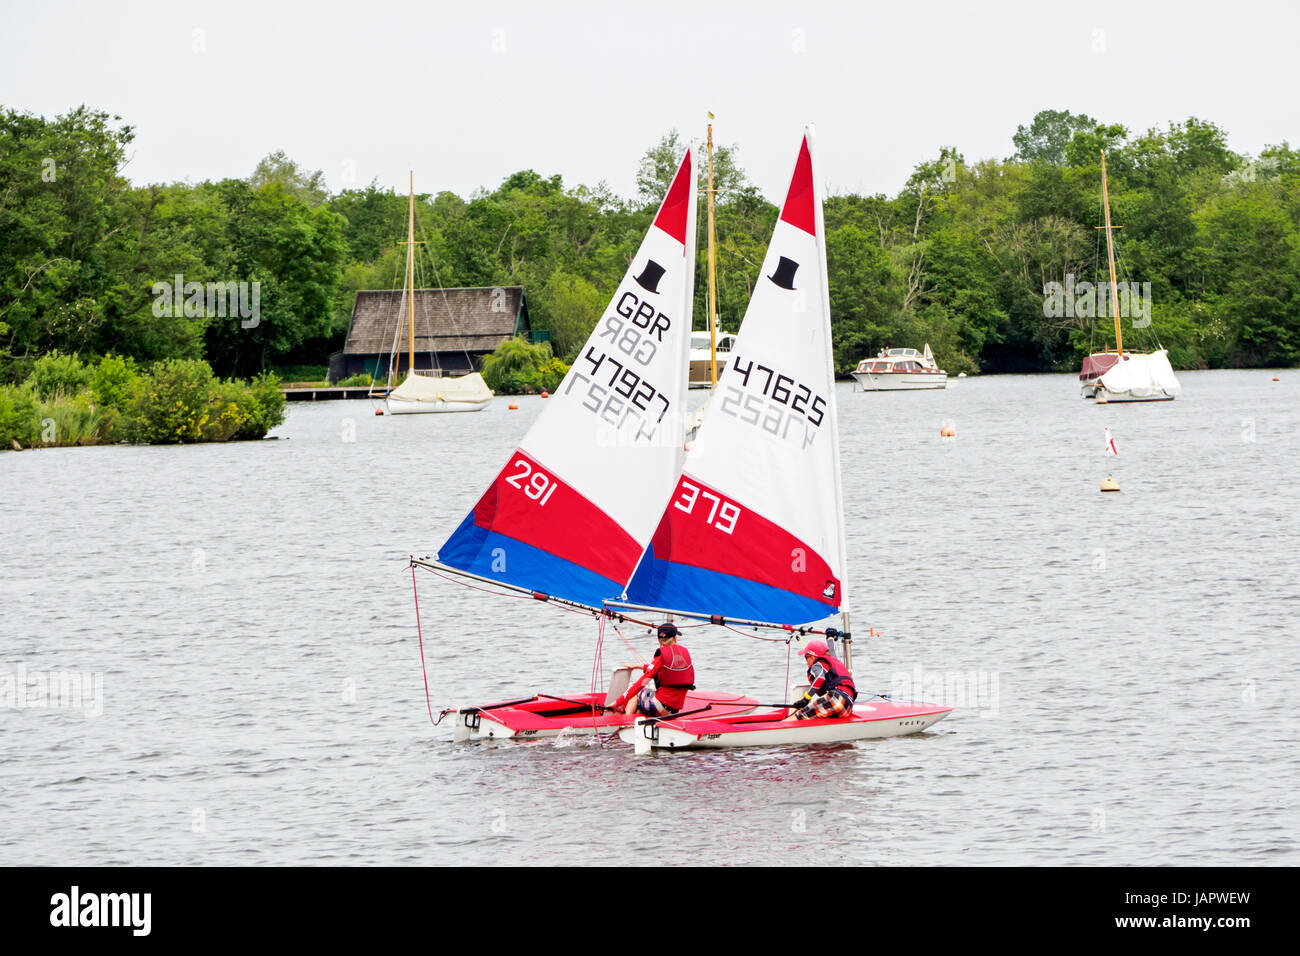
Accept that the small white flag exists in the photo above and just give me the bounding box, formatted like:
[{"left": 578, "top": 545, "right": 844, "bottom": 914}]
[{"left": 1105, "top": 427, "right": 1118, "bottom": 457}]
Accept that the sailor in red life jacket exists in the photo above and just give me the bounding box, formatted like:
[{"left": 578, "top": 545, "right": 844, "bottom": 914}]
[
  {"left": 782, "top": 638, "right": 857, "bottom": 721},
  {"left": 614, "top": 623, "right": 695, "bottom": 717}
]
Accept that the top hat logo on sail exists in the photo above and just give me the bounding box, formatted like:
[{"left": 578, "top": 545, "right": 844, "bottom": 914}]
[
  {"left": 634, "top": 259, "right": 667, "bottom": 294},
  {"left": 768, "top": 255, "right": 800, "bottom": 290}
]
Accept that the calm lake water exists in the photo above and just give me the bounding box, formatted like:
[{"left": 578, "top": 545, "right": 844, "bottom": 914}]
[{"left": 2, "top": 370, "right": 1297, "bottom": 865}]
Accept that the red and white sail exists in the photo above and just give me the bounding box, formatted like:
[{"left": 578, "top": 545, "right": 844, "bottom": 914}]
[
  {"left": 625, "top": 129, "right": 848, "bottom": 625},
  {"left": 438, "top": 147, "right": 698, "bottom": 607}
]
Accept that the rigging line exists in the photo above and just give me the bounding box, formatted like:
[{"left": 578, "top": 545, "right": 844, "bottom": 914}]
[
  {"left": 410, "top": 562, "right": 436, "bottom": 726},
  {"left": 392, "top": 228, "right": 411, "bottom": 384},
  {"left": 411, "top": 561, "right": 665, "bottom": 632},
  {"left": 610, "top": 623, "right": 649, "bottom": 668},
  {"left": 784, "top": 640, "right": 793, "bottom": 709},
  {"left": 389, "top": 216, "right": 415, "bottom": 386},
  {"left": 416, "top": 563, "right": 542, "bottom": 602},
  {"left": 415, "top": 212, "right": 477, "bottom": 374},
  {"left": 720, "top": 621, "right": 798, "bottom": 644},
  {"left": 387, "top": 272, "right": 406, "bottom": 387},
  {"left": 591, "top": 615, "right": 607, "bottom": 749},
  {"left": 412, "top": 242, "right": 442, "bottom": 376},
  {"left": 591, "top": 613, "right": 604, "bottom": 696}
]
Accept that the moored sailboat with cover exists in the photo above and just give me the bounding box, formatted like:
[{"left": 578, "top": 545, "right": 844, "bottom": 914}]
[
  {"left": 1079, "top": 151, "right": 1181, "bottom": 403},
  {"left": 386, "top": 173, "right": 493, "bottom": 414}
]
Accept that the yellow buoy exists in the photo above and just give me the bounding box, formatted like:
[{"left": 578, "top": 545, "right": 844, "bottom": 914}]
[{"left": 1100, "top": 475, "right": 1120, "bottom": 492}]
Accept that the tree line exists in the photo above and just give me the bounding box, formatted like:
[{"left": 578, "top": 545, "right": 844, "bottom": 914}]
[{"left": 2, "top": 105, "right": 1296, "bottom": 384}]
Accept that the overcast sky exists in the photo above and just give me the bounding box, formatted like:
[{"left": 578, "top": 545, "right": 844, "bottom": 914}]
[{"left": 3, "top": 0, "right": 1297, "bottom": 202}]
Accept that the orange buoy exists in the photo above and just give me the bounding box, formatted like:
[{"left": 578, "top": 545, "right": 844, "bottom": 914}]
[
  {"left": 939, "top": 424, "right": 955, "bottom": 438},
  {"left": 540, "top": 390, "right": 549, "bottom": 398},
  {"left": 374, "top": 408, "right": 384, "bottom": 415},
  {"left": 1273, "top": 377, "right": 1280, "bottom": 382},
  {"left": 508, "top": 402, "right": 519, "bottom": 410}
]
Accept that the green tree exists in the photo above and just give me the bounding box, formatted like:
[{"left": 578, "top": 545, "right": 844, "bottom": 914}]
[
  {"left": 637, "top": 129, "right": 749, "bottom": 206},
  {"left": 203, "top": 180, "right": 347, "bottom": 377},
  {"left": 1012, "top": 109, "right": 1097, "bottom": 164},
  {"left": 248, "top": 150, "right": 329, "bottom": 207}
]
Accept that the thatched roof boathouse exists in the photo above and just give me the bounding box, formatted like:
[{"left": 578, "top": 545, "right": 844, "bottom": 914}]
[{"left": 329, "top": 286, "right": 534, "bottom": 383}]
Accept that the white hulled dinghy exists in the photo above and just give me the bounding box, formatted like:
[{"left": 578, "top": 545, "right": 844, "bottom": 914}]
[{"left": 613, "top": 129, "right": 952, "bottom": 750}]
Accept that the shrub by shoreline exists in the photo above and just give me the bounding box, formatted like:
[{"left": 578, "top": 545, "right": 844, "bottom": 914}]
[
  {"left": 1, "top": 352, "right": 285, "bottom": 449},
  {"left": 480, "top": 338, "right": 568, "bottom": 395}
]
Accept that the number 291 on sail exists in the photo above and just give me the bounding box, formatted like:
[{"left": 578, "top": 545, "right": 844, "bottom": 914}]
[{"left": 504, "top": 456, "right": 559, "bottom": 506}]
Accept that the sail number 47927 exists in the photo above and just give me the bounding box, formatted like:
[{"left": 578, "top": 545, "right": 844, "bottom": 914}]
[{"left": 504, "top": 457, "right": 558, "bottom": 506}]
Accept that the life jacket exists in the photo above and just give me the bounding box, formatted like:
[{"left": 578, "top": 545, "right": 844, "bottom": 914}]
[
  {"left": 652, "top": 644, "right": 695, "bottom": 711},
  {"left": 808, "top": 655, "right": 857, "bottom": 702}
]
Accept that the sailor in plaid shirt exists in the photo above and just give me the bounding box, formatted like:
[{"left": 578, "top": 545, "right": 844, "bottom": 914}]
[{"left": 783, "top": 638, "right": 857, "bottom": 721}]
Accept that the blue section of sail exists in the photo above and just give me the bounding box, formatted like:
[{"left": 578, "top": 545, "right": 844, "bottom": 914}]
[
  {"left": 625, "top": 551, "right": 838, "bottom": 626},
  {"left": 438, "top": 511, "right": 621, "bottom": 609}
]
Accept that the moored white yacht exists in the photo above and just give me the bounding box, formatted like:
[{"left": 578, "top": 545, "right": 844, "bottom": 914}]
[
  {"left": 851, "top": 345, "right": 948, "bottom": 391},
  {"left": 688, "top": 329, "right": 735, "bottom": 388}
]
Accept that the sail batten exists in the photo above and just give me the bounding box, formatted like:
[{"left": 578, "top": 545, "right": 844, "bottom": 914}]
[{"left": 435, "top": 147, "right": 698, "bottom": 606}]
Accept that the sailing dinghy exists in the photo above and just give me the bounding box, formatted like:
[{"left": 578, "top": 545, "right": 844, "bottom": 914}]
[
  {"left": 612, "top": 129, "right": 952, "bottom": 750},
  {"left": 412, "top": 145, "right": 758, "bottom": 740}
]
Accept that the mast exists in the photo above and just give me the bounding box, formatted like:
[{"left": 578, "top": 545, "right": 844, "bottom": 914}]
[
  {"left": 808, "top": 125, "right": 853, "bottom": 672},
  {"left": 1100, "top": 151, "right": 1123, "bottom": 357},
  {"left": 706, "top": 114, "right": 719, "bottom": 385},
  {"left": 407, "top": 170, "right": 416, "bottom": 375}
]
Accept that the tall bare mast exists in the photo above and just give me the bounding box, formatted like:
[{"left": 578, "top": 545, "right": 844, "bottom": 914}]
[
  {"left": 1100, "top": 151, "right": 1123, "bottom": 356},
  {"left": 706, "top": 114, "right": 719, "bottom": 385},
  {"left": 406, "top": 171, "right": 416, "bottom": 374}
]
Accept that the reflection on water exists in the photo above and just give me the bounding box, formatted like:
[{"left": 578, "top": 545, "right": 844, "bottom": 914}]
[{"left": 1, "top": 371, "right": 1297, "bottom": 864}]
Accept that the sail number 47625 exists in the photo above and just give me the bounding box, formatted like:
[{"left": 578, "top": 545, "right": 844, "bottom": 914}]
[
  {"left": 674, "top": 479, "right": 740, "bottom": 534},
  {"left": 504, "top": 458, "right": 558, "bottom": 506}
]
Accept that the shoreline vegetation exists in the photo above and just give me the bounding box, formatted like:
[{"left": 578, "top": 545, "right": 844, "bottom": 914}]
[
  {"left": 1, "top": 351, "right": 284, "bottom": 449},
  {"left": 2, "top": 105, "right": 1297, "bottom": 421}
]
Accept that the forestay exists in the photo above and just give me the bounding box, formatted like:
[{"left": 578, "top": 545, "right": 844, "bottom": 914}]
[
  {"left": 437, "top": 147, "right": 698, "bottom": 607},
  {"left": 624, "top": 131, "right": 848, "bottom": 626}
]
